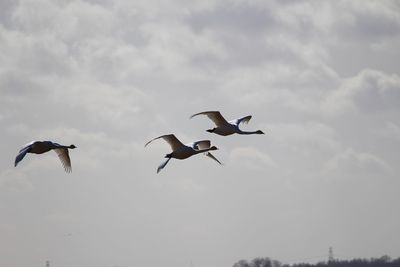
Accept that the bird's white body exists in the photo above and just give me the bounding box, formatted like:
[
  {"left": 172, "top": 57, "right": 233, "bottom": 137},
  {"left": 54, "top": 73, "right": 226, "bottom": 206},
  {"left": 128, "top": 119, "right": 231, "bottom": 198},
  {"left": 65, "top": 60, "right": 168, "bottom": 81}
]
[
  {"left": 209, "top": 123, "right": 238, "bottom": 136},
  {"left": 169, "top": 145, "right": 200, "bottom": 159},
  {"left": 145, "top": 134, "right": 222, "bottom": 173},
  {"left": 190, "top": 111, "right": 265, "bottom": 136}
]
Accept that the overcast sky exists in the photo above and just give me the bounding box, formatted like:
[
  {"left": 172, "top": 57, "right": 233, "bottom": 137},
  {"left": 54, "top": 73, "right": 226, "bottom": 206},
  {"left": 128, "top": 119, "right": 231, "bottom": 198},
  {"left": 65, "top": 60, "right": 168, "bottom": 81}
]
[{"left": 1, "top": 1, "right": 400, "bottom": 267}]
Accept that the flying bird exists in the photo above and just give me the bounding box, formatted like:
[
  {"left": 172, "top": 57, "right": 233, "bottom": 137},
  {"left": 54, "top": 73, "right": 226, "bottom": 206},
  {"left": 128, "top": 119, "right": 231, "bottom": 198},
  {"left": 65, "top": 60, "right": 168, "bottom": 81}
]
[
  {"left": 15, "top": 141, "right": 76, "bottom": 173},
  {"left": 145, "top": 134, "right": 222, "bottom": 173},
  {"left": 190, "top": 111, "right": 265, "bottom": 136}
]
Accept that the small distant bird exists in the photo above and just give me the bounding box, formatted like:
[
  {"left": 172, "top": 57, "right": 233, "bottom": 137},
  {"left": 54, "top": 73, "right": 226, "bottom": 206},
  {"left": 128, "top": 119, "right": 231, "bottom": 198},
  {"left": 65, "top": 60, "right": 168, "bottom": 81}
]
[
  {"left": 190, "top": 111, "right": 265, "bottom": 136},
  {"left": 145, "top": 134, "right": 222, "bottom": 173},
  {"left": 15, "top": 141, "right": 76, "bottom": 173}
]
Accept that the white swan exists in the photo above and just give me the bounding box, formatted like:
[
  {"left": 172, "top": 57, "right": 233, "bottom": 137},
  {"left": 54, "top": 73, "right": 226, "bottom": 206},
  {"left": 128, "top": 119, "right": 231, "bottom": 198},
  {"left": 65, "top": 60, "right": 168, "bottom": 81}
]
[
  {"left": 15, "top": 141, "right": 76, "bottom": 173},
  {"left": 145, "top": 134, "right": 222, "bottom": 173},
  {"left": 190, "top": 111, "right": 265, "bottom": 136}
]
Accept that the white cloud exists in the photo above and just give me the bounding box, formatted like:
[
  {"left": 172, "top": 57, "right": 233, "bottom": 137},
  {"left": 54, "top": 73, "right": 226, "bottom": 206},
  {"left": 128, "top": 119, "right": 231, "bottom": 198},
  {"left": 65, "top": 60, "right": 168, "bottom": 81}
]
[
  {"left": 1, "top": 1, "right": 400, "bottom": 267},
  {"left": 374, "top": 121, "right": 400, "bottom": 140},
  {"left": 139, "top": 22, "right": 227, "bottom": 81},
  {"left": 322, "top": 69, "right": 400, "bottom": 115},
  {"left": 219, "top": 62, "right": 340, "bottom": 112},
  {"left": 229, "top": 146, "right": 277, "bottom": 170},
  {"left": 323, "top": 148, "right": 392, "bottom": 177},
  {"left": 268, "top": 121, "right": 339, "bottom": 153},
  {"left": 331, "top": 0, "right": 400, "bottom": 44},
  {"left": 53, "top": 82, "right": 148, "bottom": 129}
]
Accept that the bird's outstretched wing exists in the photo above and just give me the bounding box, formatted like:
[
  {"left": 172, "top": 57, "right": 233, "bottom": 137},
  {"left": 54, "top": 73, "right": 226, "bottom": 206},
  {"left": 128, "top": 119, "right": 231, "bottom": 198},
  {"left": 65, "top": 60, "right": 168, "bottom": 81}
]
[
  {"left": 145, "top": 134, "right": 185, "bottom": 151},
  {"left": 157, "top": 157, "right": 171, "bottom": 173},
  {"left": 229, "top": 115, "right": 252, "bottom": 127},
  {"left": 190, "top": 140, "right": 212, "bottom": 150},
  {"left": 54, "top": 148, "right": 72, "bottom": 173},
  {"left": 205, "top": 152, "right": 222, "bottom": 165},
  {"left": 14, "top": 144, "right": 32, "bottom": 167},
  {"left": 190, "top": 111, "right": 229, "bottom": 127}
]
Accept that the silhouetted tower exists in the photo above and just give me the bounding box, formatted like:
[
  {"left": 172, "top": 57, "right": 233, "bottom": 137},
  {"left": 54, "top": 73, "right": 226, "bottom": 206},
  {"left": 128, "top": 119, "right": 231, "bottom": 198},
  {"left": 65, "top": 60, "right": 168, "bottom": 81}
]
[
  {"left": 46, "top": 261, "right": 50, "bottom": 267},
  {"left": 328, "top": 247, "right": 334, "bottom": 263}
]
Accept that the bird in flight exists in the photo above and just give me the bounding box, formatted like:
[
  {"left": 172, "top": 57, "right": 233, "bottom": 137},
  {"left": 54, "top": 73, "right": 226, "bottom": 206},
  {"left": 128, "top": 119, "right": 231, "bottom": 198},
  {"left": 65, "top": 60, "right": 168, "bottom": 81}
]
[
  {"left": 15, "top": 141, "right": 76, "bottom": 173},
  {"left": 190, "top": 111, "right": 265, "bottom": 136},
  {"left": 145, "top": 134, "right": 222, "bottom": 173}
]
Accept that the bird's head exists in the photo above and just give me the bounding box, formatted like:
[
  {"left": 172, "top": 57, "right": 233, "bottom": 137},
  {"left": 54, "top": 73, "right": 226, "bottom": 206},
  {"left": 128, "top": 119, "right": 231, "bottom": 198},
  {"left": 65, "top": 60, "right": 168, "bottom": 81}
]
[
  {"left": 69, "top": 144, "right": 77, "bottom": 149},
  {"left": 256, "top": 130, "right": 265, "bottom": 134},
  {"left": 209, "top": 146, "right": 218, "bottom": 151},
  {"left": 206, "top": 128, "right": 215, "bottom": 133}
]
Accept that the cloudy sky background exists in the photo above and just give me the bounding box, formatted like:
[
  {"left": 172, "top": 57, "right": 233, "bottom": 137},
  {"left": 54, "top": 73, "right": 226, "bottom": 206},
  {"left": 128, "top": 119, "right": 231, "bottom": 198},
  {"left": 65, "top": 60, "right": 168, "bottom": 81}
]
[{"left": 1, "top": 1, "right": 400, "bottom": 267}]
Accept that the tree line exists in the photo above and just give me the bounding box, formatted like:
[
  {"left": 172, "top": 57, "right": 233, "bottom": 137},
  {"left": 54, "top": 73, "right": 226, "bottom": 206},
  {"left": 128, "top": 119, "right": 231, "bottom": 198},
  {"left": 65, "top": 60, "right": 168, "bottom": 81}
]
[{"left": 233, "top": 255, "right": 400, "bottom": 267}]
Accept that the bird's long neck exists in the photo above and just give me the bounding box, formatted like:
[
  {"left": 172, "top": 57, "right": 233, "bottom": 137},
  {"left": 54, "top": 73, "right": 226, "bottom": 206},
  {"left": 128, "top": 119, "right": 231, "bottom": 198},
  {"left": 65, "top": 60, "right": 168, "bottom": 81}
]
[
  {"left": 53, "top": 144, "right": 76, "bottom": 150},
  {"left": 238, "top": 129, "right": 260, "bottom": 135}
]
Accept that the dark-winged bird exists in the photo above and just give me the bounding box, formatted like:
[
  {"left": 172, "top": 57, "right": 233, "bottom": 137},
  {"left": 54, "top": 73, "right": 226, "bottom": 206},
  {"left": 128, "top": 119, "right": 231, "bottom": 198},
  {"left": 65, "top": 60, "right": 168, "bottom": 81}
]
[
  {"left": 145, "top": 134, "right": 222, "bottom": 173},
  {"left": 190, "top": 111, "right": 265, "bottom": 136},
  {"left": 15, "top": 141, "right": 76, "bottom": 173}
]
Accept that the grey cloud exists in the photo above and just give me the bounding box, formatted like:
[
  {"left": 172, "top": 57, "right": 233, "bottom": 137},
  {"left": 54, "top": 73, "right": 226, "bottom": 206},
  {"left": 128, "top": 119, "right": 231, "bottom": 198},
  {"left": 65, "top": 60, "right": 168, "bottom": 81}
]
[
  {"left": 0, "top": 0, "right": 17, "bottom": 27},
  {"left": 188, "top": 2, "right": 276, "bottom": 34},
  {"left": 1, "top": 1, "right": 400, "bottom": 267},
  {"left": 332, "top": 1, "right": 400, "bottom": 43},
  {"left": 186, "top": 2, "right": 317, "bottom": 68}
]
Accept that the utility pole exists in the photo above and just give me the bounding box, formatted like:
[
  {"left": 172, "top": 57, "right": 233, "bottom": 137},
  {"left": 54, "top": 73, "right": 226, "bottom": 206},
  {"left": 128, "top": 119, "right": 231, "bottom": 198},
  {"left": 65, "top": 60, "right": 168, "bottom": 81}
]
[{"left": 328, "top": 247, "right": 334, "bottom": 264}]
